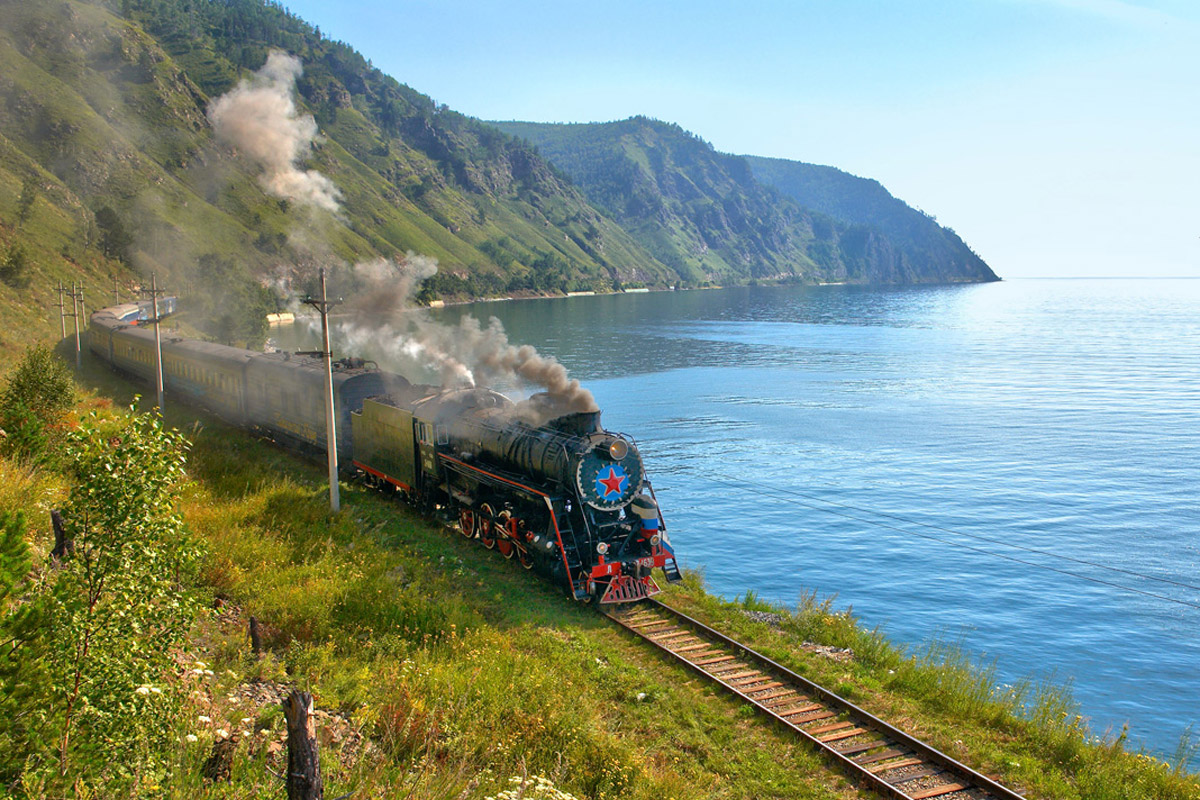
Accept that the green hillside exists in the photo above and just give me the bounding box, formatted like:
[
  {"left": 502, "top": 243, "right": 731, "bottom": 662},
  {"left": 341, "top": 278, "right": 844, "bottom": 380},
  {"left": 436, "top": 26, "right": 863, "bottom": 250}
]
[
  {"left": 0, "top": 0, "right": 997, "bottom": 359},
  {"left": 493, "top": 117, "right": 998, "bottom": 285},
  {"left": 0, "top": 0, "right": 676, "bottom": 354},
  {"left": 744, "top": 155, "right": 997, "bottom": 283}
]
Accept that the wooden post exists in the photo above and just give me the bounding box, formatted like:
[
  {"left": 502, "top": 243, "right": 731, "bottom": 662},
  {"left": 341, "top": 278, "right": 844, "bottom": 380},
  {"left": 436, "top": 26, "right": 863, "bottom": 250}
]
[
  {"left": 281, "top": 690, "right": 323, "bottom": 800},
  {"left": 249, "top": 616, "right": 262, "bottom": 656},
  {"left": 50, "top": 510, "right": 73, "bottom": 559},
  {"left": 55, "top": 282, "right": 67, "bottom": 340},
  {"left": 70, "top": 283, "right": 81, "bottom": 370}
]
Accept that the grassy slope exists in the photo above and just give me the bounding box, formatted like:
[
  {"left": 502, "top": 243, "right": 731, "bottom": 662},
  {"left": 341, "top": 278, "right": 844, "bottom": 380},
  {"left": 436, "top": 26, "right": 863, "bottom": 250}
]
[
  {"left": 0, "top": 0, "right": 682, "bottom": 316},
  {"left": 3, "top": 344, "right": 1195, "bottom": 799}
]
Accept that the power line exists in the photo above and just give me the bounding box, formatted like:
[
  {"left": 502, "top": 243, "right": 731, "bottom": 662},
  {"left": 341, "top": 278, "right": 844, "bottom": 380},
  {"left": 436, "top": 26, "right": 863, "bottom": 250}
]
[{"left": 679, "top": 470, "right": 1200, "bottom": 611}]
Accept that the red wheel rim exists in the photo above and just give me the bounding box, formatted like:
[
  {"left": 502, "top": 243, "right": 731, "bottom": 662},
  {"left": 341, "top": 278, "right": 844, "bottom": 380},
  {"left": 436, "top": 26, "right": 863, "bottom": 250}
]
[
  {"left": 517, "top": 524, "right": 535, "bottom": 570},
  {"left": 459, "top": 508, "right": 475, "bottom": 539},
  {"left": 478, "top": 503, "right": 496, "bottom": 549},
  {"left": 496, "top": 511, "right": 515, "bottom": 559}
]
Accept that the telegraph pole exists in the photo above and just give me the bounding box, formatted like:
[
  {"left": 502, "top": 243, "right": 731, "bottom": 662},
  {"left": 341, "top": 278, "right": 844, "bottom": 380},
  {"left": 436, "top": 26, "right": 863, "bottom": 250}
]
[
  {"left": 113, "top": 276, "right": 120, "bottom": 305},
  {"left": 68, "top": 283, "right": 81, "bottom": 369},
  {"left": 54, "top": 282, "right": 67, "bottom": 340},
  {"left": 140, "top": 274, "right": 166, "bottom": 413},
  {"left": 301, "top": 268, "right": 341, "bottom": 512}
]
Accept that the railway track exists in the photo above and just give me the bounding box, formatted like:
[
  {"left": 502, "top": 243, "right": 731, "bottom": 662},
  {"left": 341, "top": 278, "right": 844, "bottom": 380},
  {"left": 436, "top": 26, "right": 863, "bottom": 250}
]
[{"left": 605, "top": 599, "right": 1027, "bottom": 800}]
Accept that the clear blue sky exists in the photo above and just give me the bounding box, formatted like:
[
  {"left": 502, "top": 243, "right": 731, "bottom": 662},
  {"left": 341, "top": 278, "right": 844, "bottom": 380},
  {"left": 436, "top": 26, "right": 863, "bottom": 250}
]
[{"left": 281, "top": 0, "right": 1199, "bottom": 278}]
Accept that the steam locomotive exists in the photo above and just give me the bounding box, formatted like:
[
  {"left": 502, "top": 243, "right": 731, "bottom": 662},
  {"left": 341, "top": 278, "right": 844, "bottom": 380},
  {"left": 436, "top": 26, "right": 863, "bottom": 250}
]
[{"left": 88, "top": 302, "right": 681, "bottom": 604}]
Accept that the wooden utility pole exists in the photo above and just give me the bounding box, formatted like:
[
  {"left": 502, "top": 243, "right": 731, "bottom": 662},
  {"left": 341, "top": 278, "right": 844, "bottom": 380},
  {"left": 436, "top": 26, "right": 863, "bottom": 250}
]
[
  {"left": 301, "top": 268, "right": 341, "bottom": 512},
  {"left": 113, "top": 276, "right": 120, "bottom": 305},
  {"left": 68, "top": 283, "right": 81, "bottom": 369},
  {"left": 54, "top": 282, "right": 67, "bottom": 340},
  {"left": 140, "top": 274, "right": 167, "bottom": 413}
]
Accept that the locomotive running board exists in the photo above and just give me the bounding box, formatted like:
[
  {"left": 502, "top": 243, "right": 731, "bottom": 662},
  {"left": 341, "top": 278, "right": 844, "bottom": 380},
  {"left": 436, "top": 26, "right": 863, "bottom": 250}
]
[{"left": 600, "top": 574, "right": 661, "bottom": 604}]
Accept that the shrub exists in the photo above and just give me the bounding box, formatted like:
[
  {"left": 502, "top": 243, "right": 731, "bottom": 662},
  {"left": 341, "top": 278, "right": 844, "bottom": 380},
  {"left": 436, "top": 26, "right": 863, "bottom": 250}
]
[
  {"left": 0, "top": 405, "right": 202, "bottom": 790},
  {"left": 0, "top": 344, "right": 75, "bottom": 462},
  {"left": 0, "top": 243, "right": 31, "bottom": 288},
  {"left": 1, "top": 344, "right": 74, "bottom": 424}
]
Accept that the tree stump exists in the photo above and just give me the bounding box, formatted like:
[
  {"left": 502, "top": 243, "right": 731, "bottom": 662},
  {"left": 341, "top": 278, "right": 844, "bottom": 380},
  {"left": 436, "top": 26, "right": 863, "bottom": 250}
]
[
  {"left": 202, "top": 737, "right": 236, "bottom": 783},
  {"left": 249, "top": 615, "right": 263, "bottom": 656},
  {"left": 281, "top": 690, "right": 323, "bottom": 800},
  {"left": 50, "top": 509, "right": 73, "bottom": 559}
]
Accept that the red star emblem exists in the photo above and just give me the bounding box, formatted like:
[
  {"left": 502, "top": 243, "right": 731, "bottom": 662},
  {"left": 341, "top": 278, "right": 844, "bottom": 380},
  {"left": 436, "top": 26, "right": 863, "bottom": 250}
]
[{"left": 598, "top": 467, "right": 626, "bottom": 498}]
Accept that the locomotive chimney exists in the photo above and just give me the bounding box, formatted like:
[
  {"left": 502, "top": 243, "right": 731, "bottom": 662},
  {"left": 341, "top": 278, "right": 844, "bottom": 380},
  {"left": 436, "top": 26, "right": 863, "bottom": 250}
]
[{"left": 549, "top": 410, "right": 603, "bottom": 436}]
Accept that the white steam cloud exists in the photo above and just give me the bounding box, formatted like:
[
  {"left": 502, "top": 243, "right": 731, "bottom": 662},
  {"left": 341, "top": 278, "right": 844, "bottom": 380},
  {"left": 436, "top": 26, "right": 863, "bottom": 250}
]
[
  {"left": 207, "top": 51, "right": 342, "bottom": 212},
  {"left": 205, "top": 53, "right": 593, "bottom": 424}
]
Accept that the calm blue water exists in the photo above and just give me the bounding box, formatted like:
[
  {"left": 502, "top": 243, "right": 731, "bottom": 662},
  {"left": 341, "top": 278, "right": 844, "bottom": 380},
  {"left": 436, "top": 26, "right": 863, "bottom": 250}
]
[{"left": 325, "top": 279, "right": 1200, "bottom": 763}]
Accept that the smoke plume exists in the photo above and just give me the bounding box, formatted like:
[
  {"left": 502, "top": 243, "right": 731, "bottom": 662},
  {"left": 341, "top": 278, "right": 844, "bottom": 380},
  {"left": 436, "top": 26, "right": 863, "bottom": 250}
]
[
  {"left": 207, "top": 51, "right": 342, "bottom": 213},
  {"left": 318, "top": 255, "right": 598, "bottom": 423}
]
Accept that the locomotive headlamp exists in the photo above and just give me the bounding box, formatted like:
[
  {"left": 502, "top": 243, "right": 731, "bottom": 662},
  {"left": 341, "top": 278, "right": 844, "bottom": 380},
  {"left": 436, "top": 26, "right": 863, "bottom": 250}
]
[
  {"left": 596, "top": 541, "right": 610, "bottom": 555},
  {"left": 607, "top": 439, "right": 629, "bottom": 460},
  {"left": 650, "top": 534, "right": 661, "bottom": 547}
]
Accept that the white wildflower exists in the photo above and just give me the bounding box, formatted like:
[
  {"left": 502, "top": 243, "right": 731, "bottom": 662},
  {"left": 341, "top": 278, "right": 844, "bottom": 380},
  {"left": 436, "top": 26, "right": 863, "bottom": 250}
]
[
  {"left": 135, "top": 686, "right": 151, "bottom": 696},
  {"left": 216, "top": 729, "right": 230, "bottom": 740},
  {"left": 185, "top": 734, "right": 198, "bottom": 743},
  {"left": 198, "top": 715, "right": 212, "bottom": 724}
]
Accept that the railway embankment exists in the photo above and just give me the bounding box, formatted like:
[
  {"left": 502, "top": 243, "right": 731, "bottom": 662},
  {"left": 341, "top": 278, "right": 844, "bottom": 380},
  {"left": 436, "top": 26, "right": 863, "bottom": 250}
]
[{"left": 2, "top": 350, "right": 1198, "bottom": 799}]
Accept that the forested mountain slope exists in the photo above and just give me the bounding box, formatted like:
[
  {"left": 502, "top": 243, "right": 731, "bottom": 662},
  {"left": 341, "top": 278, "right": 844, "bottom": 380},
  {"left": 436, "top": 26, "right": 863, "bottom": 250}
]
[
  {"left": 0, "top": 0, "right": 995, "bottom": 356},
  {"left": 494, "top": 118, "right": 998, "bottom": 285},
  {"left": 743, "top": 155, "right": 996, "bottom": 283},
  {"left": 0, "top": 0, "right": 674, "bottom": 351}
]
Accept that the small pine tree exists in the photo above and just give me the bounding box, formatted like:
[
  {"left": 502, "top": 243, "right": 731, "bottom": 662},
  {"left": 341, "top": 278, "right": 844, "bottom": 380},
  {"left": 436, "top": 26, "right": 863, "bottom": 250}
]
[
  {"left": 0, "top": 243, "right": 31, "bottom": 288},
  {"left": 1, "top": 344, "right": 74, "bottom": 425},
  {"left": 0, "top": 344, "right": 75, "bottom": 462},
  {"left": 15, "top": 176, "right": 37, "bottom": 227},
  {"left": 0, "top": 511, "right": 50, "bottom": 784},
  {"left": 93, "top": 206, "right": 133, "bottom": 263}
]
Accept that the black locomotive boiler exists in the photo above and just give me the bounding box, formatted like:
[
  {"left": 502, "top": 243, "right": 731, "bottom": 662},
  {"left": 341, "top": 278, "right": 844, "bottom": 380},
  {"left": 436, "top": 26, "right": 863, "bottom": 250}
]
[{"left": 88, "top": 301, "right": 681, "bottom": 604}]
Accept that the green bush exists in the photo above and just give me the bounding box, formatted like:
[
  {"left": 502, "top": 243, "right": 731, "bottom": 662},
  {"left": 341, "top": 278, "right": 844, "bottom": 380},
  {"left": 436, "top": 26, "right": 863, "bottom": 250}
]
[
  {"left": 1, "top": 344, "right": 74, "bottom": 423},
  {"left": 0, "top": 344, "right": 75, "bottom": 462},
  {"left": 0, "top": 405, "right": 202, "bottom": 791},
  {"left": 0, "top": 243, "right": 32, "bottom": 288}
]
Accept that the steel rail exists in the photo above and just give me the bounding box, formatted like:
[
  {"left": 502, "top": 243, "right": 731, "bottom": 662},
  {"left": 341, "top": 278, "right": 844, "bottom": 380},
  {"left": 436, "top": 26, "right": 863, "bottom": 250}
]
[{"left": 606, "top": 599, "right": 1028, "bottom": 800}]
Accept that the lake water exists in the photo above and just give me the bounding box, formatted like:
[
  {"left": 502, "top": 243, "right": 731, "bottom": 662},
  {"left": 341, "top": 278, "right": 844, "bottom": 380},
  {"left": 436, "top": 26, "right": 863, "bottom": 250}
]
[{"left": 291, "top": 278, "right": 1200, "bottom": 764}]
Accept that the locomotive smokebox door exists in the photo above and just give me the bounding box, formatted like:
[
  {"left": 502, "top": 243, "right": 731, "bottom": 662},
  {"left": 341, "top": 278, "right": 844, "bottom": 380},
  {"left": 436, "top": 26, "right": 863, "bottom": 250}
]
[{"left": 574, "top": 436, "right": 643, "bottom": 511}]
